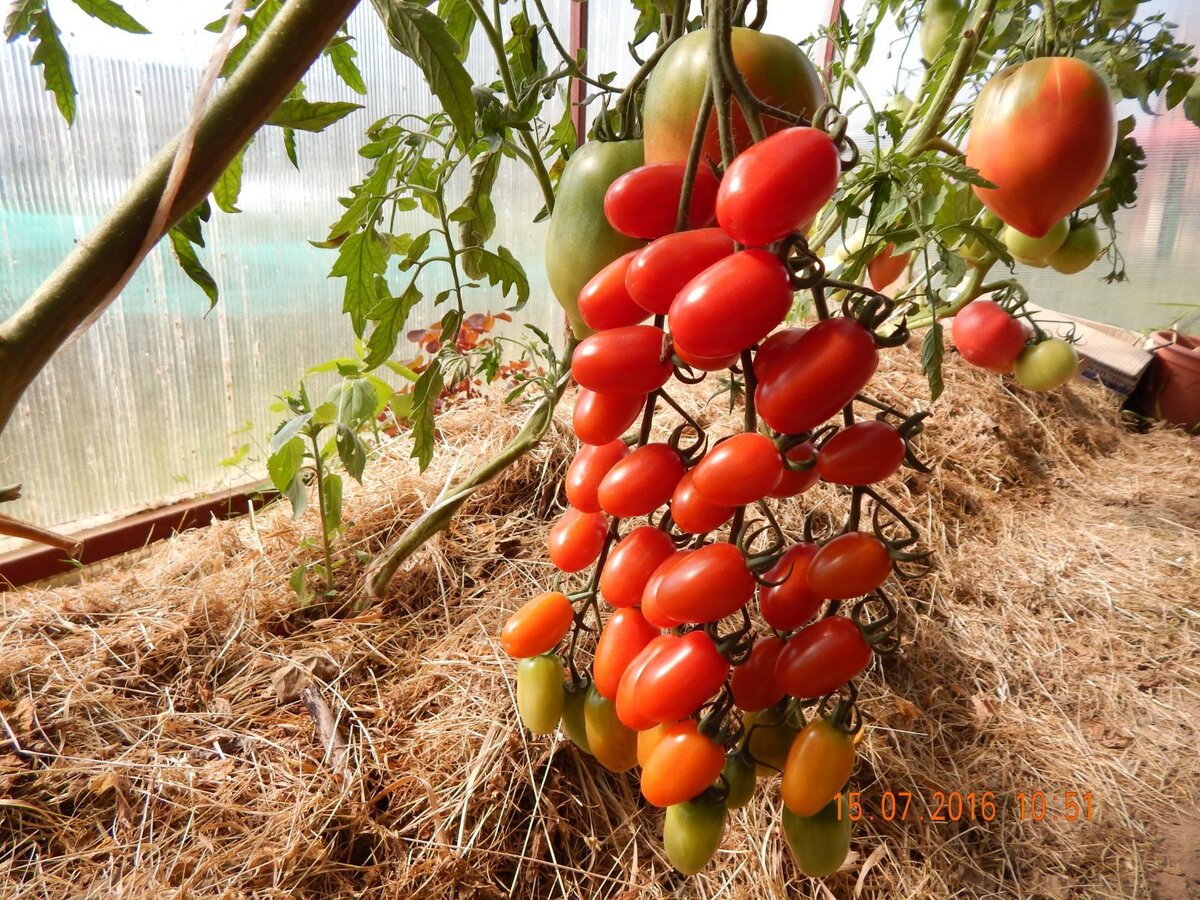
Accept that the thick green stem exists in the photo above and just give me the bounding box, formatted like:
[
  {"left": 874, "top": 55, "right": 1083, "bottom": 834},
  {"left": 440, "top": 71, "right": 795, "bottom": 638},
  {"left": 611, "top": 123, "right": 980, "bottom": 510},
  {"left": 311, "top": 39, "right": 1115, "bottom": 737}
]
[
  {"left": 309, "top": 432, "right": 336, "bottom": 594},
  {"left": 0, "top": 0, "right": 361, "bottom": 436},
  {"left": 907, "top": 256, "right": 997, "bottom": 329}
]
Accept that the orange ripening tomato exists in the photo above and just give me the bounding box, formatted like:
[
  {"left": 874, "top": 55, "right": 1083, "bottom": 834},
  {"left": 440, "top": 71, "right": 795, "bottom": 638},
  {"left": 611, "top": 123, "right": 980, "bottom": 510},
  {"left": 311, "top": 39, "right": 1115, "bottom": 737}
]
[
  {"left": 616, "top": 633, "right": 679, "bottom": 730},
  {"left": 577, "top": 250, "right": 650, "bottom": 331},
  {"left": 641, "top": 550, "right": 691, "bottom": 629},
  {"left": 759, "top": 543, "right": 822, "bottom": 632},
  {"left": 600, "top": 525, "right": 677, "bottom": 608},
  {"left": 500, "top": 591, "right": 575, "bottom": 659},
  {"left": 816, "top": 421, "right": 906, "bottom": 486},
  {"left": 671, "top": 470, "right": 735, "bottom": 535},
  {"left": 597, "top": 443, "right": 687, "bottom": 518},
  {"left": 731, "top": 636, "right": 786, "bottom": 712},
  {"left": 807, "top": 531, "right": 892, "bottom": 600},
  {"left": 604, "top": 161, "right": 721, "bottom": 239},
  {"left": 716, "top": 127, "right": 841, "bottom": 246},
  {"left": 692, "top": 432, "right": 784, "bottom": 506},
  {"left": 782, "top": 718, "right": 855, "bottom": 816},
  {"left": 775, "top": 616, "right": 872, "bottom": 699},
  {"left": 626, "top": 228, "right": 736, "bottom": 315},
  {"left": 966, "top": 56, "right": 1117, "bottom": 238},
  {"left": 571, "top": 325, "right": 673, "bottom": 396},
  {"left": 565, "top": 439, "right": 629, "bottom": 513},
  {"left": 634, "top": 630, "right": 730, "bottom": 723},
  {"left": 593, "top": 606, "right": 661, "bottom": 700},
  {"left": 656, "top": 542, "right": 756, "bottom": 625},
  {"left": 669, "top": 250, "right": 793, "bottom": 359},
  {"left": 641, "top": 720, "right": 726, "bottom": 807},
  {"left": 770, "top": 442, "right": 819, "bottom": 498},
  {"left": 866, "top": 242, "right": 911, "bottom": 290},
  {"left": 637, "top": 721, "right": 672, "bottom": 768},
  {"left": 547, "top": 506, "right": 608, "bottom": 573},
  {"left": 573, "top": 388, "right": 646, "bottom": 446},
  {"left": 584, "top": 683, "right": 639, "bottom": 773}
]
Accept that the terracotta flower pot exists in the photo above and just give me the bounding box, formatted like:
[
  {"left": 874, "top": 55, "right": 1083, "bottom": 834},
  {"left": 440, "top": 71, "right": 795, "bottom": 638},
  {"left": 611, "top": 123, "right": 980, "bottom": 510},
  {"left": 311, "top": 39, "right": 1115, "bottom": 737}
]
[{"left": 1135, "top": 331, "right": 1200, "bottom": 432}]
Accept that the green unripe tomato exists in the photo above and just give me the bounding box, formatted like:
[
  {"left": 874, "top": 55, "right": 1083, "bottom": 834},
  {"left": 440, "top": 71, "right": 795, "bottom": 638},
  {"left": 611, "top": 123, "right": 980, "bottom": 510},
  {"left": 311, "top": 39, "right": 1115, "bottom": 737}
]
[
  {"left": 740, "top": 708, "right": 797, "bottom": 777},
  {"left": 1004, "top": 217, "right": 1069, "bottom": 263},
  {"left": 919, "top": 0, "right": 960, "bottom": 62},
  {"left": 516, "top": 654, "right": 564, "bottom": 735},
  {"left": 663, "top": 800, "right": 727, "bottom": 876},
  {"left": 1014, "top": 338, "right": 1079, "bottom": 391},
  {"left": 782, "top": 794, "right": 852, "bottom": 878},
  {"left": 722, "top": 754, "right": 756, "bottom": 809},
  {"left": 560, "top": 682, "right": 592, "bottom": 754},
  {"left": 959, "top": 210, "right": 1001, "bottom": 263},
  {"left": 1048, "top": 222, "right": 1103, "bottom": 274}
]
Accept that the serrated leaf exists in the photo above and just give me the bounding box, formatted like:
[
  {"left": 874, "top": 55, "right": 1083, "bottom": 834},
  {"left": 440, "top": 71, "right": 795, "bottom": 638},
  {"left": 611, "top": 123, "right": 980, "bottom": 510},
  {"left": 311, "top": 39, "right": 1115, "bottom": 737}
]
[
  {"left": 335, "top": 425, "right": 367, "bottom": 482},
  {"left": 283, "top": 473, "right": 307, "bottom": 521},
  {"left": 213, "top": 139, "right": 250, "bottom": 213},
  {"left": 457, "top": 149, "right": 500, "bottom": 275},
  {"left": 5, "top": 0, "right": 44, "bottom": 39},
  {"left": 271, "top": 411, "right": 313, "bottom": 452},
  {"left": 437, "top": 0, "right": 474, "bottom": 59},
  {"left": 320, "top": 472, "right": 343, "bottom": 535},
  {"left": 462, "top": 245, "right": 529, "bottom": 307},
  {"left": 330, "top": 228, "right": 389, "bottom": 332},
  {"left": 370, "top": 0, "right": 476, "bottom": 142},
  {"left": 365, "top": 282, "right": 423, "bottom": 368},
  {"left": 28, "top": 8, "right": 75, "bottom": 124},
  {"left": 268, "top": 436, "right": 306, "bottom": 494},
  {"left": 325, "top": 35, "right": 367, "bottom": 95},
  {"left": 219, "top": 443, "right": 250, "bottom": 468},
  {"left": 266, "top": 98, "right": 362, "bottom": 132},
  {"left": 221, "top": 0, "right": 283, "bottom": 77},
  {"left": 409, "top": 360, "right": 444, "bottom": 470},
  {"left": 68, "top": 0, "right": 148, "bottom": 33},
  {"left": 167, "top": 227, "right": 219, "bottom": 308},
  {"left": 922, "top": 322, "right": 945, "bottom": 402},
  {"left": 282, "top": 127, "right": 299, "bottom": 168}
]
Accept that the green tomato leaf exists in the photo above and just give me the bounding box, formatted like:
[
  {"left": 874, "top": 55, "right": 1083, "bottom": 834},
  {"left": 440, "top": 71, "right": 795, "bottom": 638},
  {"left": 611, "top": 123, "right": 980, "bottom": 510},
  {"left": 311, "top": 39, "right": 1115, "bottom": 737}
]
[
  {"left": 268, "top": 436, "right": 306, "bottom": 494},
  {"left": 437, "top": 0, "right": 475, "bottom": 60},
  {"left": 335, "top": 424, "right": 367, "bottom": 483},
  {"left": 325, "top": 34, "right": 367, "bottom": 95},
  {"left": 460, "top": 245, "right": 529, "bottom": 308},
  {"left": 221, "top": 0, "right": 283, "bottom": 77},
  {"left": 283, "top": 473, "right": 308, "bottom": 522},
  {"left": 410, "top": 360, "right": 444, "bottom": 471},
  {"left": 266, "top": 98, "right": 363, "bottom": 132},
  {"left": 365, "top": 282, "right": 423, "bottom": 368},
  {"left": 67, "top": 0, "right": 148, "bottom": 33},
  {"left": 321, "top": 472, "right": 344, "bottom": 536},
  {"left": 330, "top": 227, "right": 389, "bottom": 333},
  {"left": 28, "top": 7, "right": 76, "bottom": 125},
  {"left": 921, "top": 322, "right": 945, "bottom": 403},
  {"left": 282, "top": 127, "right": 299, "bottom": 168},
  {"left": 213, "top": 138, "right": 251, "bottom": 214},
  {"left": 167, "top": 226, "right": 219, "bottom": 308},
  {"left": 4, "top": 0, "right": 43, "bottom": 39}
]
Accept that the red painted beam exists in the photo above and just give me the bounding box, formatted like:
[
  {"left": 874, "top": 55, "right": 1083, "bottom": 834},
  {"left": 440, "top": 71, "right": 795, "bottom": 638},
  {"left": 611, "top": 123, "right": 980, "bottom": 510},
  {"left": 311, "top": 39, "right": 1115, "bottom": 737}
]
[
  {"left": 568, "top": 0, "right": 589, "bottom": 144},
  {"left": 824, "top": 0, "right": 844, "bottom": 78},
  {"left": 0, "top": 482, "right": 277, "bottom": 591}
]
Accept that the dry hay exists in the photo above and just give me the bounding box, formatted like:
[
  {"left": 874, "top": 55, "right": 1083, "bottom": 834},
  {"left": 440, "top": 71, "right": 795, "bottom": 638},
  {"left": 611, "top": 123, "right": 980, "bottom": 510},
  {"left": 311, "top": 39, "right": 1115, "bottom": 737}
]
[{"left": 1, "top": 345, "right": 1197, "bottom": 900}]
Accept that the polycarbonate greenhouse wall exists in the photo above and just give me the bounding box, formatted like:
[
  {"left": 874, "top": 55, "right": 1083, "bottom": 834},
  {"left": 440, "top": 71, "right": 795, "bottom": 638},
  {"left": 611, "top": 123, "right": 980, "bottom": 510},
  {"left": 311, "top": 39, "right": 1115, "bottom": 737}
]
[{"left": 1, "top": 0, "right": 1199, "bottom": 542}]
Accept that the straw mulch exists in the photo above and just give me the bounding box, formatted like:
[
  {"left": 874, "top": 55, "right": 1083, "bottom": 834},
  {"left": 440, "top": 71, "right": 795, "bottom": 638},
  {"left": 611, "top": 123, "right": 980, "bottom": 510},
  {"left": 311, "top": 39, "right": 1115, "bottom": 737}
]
[{"left": 1, "top": 345, "right": 1197, "bottom": 900}]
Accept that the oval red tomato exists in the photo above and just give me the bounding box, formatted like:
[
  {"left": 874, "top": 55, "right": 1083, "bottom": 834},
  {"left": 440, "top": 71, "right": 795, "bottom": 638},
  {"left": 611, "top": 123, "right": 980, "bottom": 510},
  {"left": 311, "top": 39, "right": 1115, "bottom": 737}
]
[
  {"left": 635, "top": 630, "right": 730, "bottom": 723},
  {"left": 731, "top": 636, "right": 787, "bottom": 712},
  {"left": 641, "top": 720, "right": 726, "bottom": 807},
  {"left": 951, "top": 300, "right": 1028, "bottom": 373},
  {"left": 600, "top": 525, "right": 676, "bottom": 608},
  {"left": 577, "top": 250, "right": 650, "bottom": 330},
  {"left": 692, "top": 433, "right": 784, "bottom": 506},
  {"left": 597, "top": 443, "right": 686, "bottom": 518},
  {"left": 753, "top": 327, "right": 806, "bottom": 382},
  {"left": 565, "top": 439, "right": 629, "bottom": 513},
  {"left": 616, "top": 633, "right": 678, "bottom": 729},
  {"left": 641, "top": 550, "right": 690, "bottom": 628},
  {"left": 807, "top": 532, "right": 892, "bottom": 600},
  {"left": 776, "top": 616, "right": 872, "bottom": 699},
  {"left": 500, "top": 591, "right": 575, "bottom": 659},
  {"left": 626, "top": 228, "right": 736, "bottom": 315},
  {"left": 670, "top": 470, "right": 735, "bottom": 535},
  {"left": 816, "top": 421, "right": 906, "bottom": 486},
  {"left": 573, "top": 389, "right": 646, "bottom": 446},
  {"left": 967, "top": 57, "right": 1116, "bottom": 238},
  {"left": 866, "top": 242, "right": 911, "bottom": 290},
  {"left": 547, "top": 507, "right": 608, "bottom": 573},
  {"left": 770, "top": 442, "right": 819, "bottom": 498},
  {"left": 593, "top": 606, "right": 661, "bottom": 700},
  {"left": 756, "top": 317, "right": 879, "bottom": 434},
  {"left": 604, "top": 161, "right": 721, "bottom": 240},
  {"left": 571, "top": 325, "right": 673, "bottom": 395},
  {"left": 669, "top": 250, "right": 793, "bottom": 359},
  {"left": 759, "top": 543, "right": 822, "bottom": 631},
  {"left": 656, "top": 542, "right": 755, "bottom": 624}
]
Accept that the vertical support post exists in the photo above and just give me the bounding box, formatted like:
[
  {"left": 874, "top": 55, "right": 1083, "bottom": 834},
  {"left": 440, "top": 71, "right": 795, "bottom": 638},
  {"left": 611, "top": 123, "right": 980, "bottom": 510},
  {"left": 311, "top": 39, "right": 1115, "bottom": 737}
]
[
  {"left": 823, "top": 0, "right": 844, "bottom": 80},
  {"left": 568, "top": 0, "right": 589, "bottom": 145}
]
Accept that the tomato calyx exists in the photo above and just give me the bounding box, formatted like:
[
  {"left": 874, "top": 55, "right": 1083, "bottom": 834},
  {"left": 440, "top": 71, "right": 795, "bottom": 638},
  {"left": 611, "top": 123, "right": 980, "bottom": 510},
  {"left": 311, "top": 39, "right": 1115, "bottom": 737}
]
[
  {"left": 846, "top": 590, "right": 901, "bottom": 652},
  {"left": 834, "top": 289, "right": 910, "bottom": 348}
]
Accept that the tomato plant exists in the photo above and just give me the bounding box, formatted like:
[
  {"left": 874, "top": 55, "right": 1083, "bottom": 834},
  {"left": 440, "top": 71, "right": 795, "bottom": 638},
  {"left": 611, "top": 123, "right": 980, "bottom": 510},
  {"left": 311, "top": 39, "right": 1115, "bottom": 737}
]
[
  {"left": 782, "top": 795, "right": 852, "bottom": 877},
  {"left": 593, "top": 606, "right": 660, "bottom": 700},
  {"left": 1014, "top": 338, "right": 1080, "bottom": 391},
  {"left": 662, "top": 799, "right": 727, "bottom": 876},
  {"left": 770, "top": 442, "right": 820, "bottom": 498},
  {"left": 759, "top": 543, "right": 822, "bottom": 632},
  {"left": 571, "top": 325, "right": 673, "bottom": 395},
  {"left": 616, "top": 634, "right": 678, "bottom": 730},
  {"left": 577, "top": 251, "right": 651, "bottom": 331},
  {"left": 951, "top": 300, "right": 1029, "bottom": 373},
  {"left": 655, "top": 542, "right": 755, "bottom": 624},
  {"left": 584, "top": 683, "right": 639, "bottom": 773},
  {"left": 670, "top": 470, "right": 735, "bottom": 534},
  {"left": 600, "top": 525, "right": 677, "bottom": 608},
  {"left": 634, "top": 630, "right": 730, "bottom": 723},
  {"left": 731, "top": 636, "right": 786, "bottom": 712}
]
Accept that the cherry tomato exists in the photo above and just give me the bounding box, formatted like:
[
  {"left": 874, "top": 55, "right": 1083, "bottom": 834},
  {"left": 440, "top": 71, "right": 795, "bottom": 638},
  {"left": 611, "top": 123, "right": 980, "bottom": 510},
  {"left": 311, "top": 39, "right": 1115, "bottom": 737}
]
[
  {"left": 782, "top": 794, "right": 851, "bottom": 877},
  {"left": 723, "top": 754, "right": 757, "bottom": 809},
  {"left": 1013, "top": 338, "right": 1079, "bottom": 391},
  {"left": 640, "top": 551, "right": 690, "bottom": 629},
  {"left": 626, "top": 228, "right": 736, "bottom": 315},
  {"left": 753, "top": 327, "right": 807, "bottom": 382},
  {"left": 866, "top": 242, "right": 911, "bottom": 290},
  {"left": 1004, "top": 217, "right": 1069, "bottom": 263},
  {"left": 816, "top": 421, "right": 906, "bottom": 486},
  {"left": 715, "top": 127, "right": 840, "bottom": 246},
  {"left": 565, "top": 439, "right": 629, "bottom": 513},
  {"left": 741, "top": 707, "right": 796, "bottom": 776},
  {"left": 637, "top": 721, "right": 672, "bottom": 768},
  {"left": 584, "top": 683, "right": 638, "bottom": 772},
  {"left": 731, "top": 636, "right": 786, "bottom": 712},
  {"left": 547, "top": 506, "right": 608, "bottom": 573},
  {"left": 782, "top": 718, "right": 855, "bottom": 816},
  {"left": 950, "top": 300, "right": 1028, "bottom": 373},
  {"left": 967, "top": 57, "right": 1116, "bottom": 238},
  {"left": 670, "top": 470, "right": 734, "bottom": 534},
  {"left": 759, "top": 543, "right": 822, "bottom": 632},
  {"left": 577, "top": 250, "right": 650, "bottom": 330},
  {"left": 516, "top": 654, "right": 564, "bottom": 735},
  {"left": 669, "top": 250, "right": 793, "bottom": 358},
  {"left": 604, "top": 161, "right": 721, "bottom": 239},
  {"left": 500, "top": 590, "right": 575, "bottom": 658},
  {"left": 756, "top": 317, "right": 879, "bottom": 434},
  {"left": 616, "top": 634, "right": 679, "bottom": 730},
  {"left": 573, "top": 388, "right": 646, "bottom": 445},
  {"left": 597, "top": 443, "right": 686, "bottom": 518},
  {"left": 807, "top": 532, "right": 892, "bottom": 600},
  {"left": 600, "top": 525, "right": 676, "bottom": 608},
  {"left": 635, "top": 630, "right": 730, "bottom": 723},
  {"left": 692, "top": 433, "right": 784, "bottom": 506},
  {"left": 656, "top": 542, "right": 755, "bottom": 624},
  {"left": 593, "top": 606, "right": 661, "bottom": 700},
  {"left": 663, "top": 799, "right": 727, "bottom": 876},
  {"left": 776, "top": 616, "right": 872, "bottom": 699},
  {"left": 641, "top": 720, "right": 726, "bottom": 807},
  {"left": 770, "top": 442, "right": 819, "bottom": 498},
  {"left": 571, "top": 325, "right": 673, "bottom": 395},
  {"left": 674, "top": 340, "right": 740, "bottom": 372},
  {"left": 561, "top": 683, "right": 592, "bottom": 754}
]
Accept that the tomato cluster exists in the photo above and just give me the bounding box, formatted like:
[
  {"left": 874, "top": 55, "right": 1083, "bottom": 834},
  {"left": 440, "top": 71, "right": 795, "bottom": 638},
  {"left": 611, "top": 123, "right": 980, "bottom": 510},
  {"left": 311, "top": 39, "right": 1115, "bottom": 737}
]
[{"left": 951, "top": 299, "right": 1080, "bottom": 391}]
